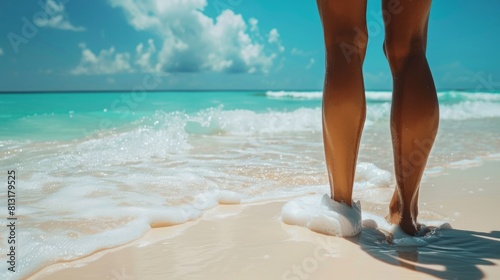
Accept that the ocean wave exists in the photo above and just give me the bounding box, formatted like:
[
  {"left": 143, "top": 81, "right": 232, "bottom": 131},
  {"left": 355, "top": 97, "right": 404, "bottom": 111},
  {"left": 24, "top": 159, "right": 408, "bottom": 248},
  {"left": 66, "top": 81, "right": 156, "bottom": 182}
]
[
  {"left": 264, "top": 92, "right": 500, "bottom": 121},
  {"left": 265, "top": 91, "right": 393, "bottom": 102},
  {"left": 4, "top": 99, "right": 500, "bottom": 151},
  {"left": 83, "top": 102, "right": 500, "bottom": 145},
  {"left": 439, "top": 91, "right": 500, "bottom": 102},
  {"left": 0, "top": 156, "right": 393, "bottom": 279},
  {"left": 439, "top": 101, "right": 500, "bottom": 120},
  {"left": 186, "top": 106, "right": 322, "bottom": 135},
  {"left": 266, "top": 90, "right": 500, "bottom": 104},
  {"left": 266, "top": 91, "right": 323, "bottom": 100}
]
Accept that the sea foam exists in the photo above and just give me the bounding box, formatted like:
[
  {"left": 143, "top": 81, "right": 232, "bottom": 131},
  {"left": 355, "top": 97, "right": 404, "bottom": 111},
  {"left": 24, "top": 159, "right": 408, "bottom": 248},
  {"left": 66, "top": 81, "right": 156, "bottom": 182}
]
[
  {"left": 265, "top": 91, "right": 500, "bottom": 120},
  {"left": 1, "top": 90, "right": 499, "bottom": 278},
  {"left": 282, "top": 194, "right": 362, "bottom": 237}
]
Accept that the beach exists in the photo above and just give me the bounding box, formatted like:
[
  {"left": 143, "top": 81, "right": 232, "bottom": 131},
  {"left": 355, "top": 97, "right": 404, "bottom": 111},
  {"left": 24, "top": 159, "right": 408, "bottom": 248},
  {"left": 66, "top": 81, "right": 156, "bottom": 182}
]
[
  {"left": 1, "top": 90, "right": 499, "bottom": 279},
  {"left": 2, "top": 0, "right": 499, "bottom": 278},
  {"left": 32, "top": 160, "right": 500, "bottom": 279}
]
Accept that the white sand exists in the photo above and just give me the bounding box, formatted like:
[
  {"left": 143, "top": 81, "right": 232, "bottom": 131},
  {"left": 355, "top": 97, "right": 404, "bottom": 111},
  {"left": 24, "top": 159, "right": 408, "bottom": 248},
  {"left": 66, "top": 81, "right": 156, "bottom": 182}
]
[{"left": 30, "top": 161, "right": 500, "bottom": 280}]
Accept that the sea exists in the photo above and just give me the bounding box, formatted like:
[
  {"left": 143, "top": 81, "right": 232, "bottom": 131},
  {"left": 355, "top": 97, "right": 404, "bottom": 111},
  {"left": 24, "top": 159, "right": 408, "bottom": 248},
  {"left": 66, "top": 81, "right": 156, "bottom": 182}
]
[{"left": 1, "top": 90, "right": 500, "bottom": 278}]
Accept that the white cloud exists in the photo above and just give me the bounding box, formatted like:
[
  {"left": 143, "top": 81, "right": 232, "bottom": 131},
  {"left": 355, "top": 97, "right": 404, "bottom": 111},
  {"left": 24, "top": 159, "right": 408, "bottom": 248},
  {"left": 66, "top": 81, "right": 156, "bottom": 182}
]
[
  {"left": 34, "top": 0, "right": 85, "bottom": 32},
  {"left": 268, "top": 28, "right": 284, "bottom": 52},
  {"left": 268, "top": 29, "right": 279, "bottom": 43},
  {"left": 109, "top": 0, "right": 279, "bottom": 74},
  {"left": 135, "top": 39, "right": 158, "bottom": 72},
  {"left": 291, "top": 48, "right": 306, "bottom": 56},
  {"left": 0, "top": 48, "right": 3, "bottom": 56},
  {"left": 306, "top": 58, "right": 315, "bottom": 69},
  {"left": 249, "top": 18, "right": 258, "bottom": 32},
  {"left": 71, "top": 44, "right": 133, "bottom": 75},
  {"left": 107, "top": 77, "right": 116, "bottom": 84}
]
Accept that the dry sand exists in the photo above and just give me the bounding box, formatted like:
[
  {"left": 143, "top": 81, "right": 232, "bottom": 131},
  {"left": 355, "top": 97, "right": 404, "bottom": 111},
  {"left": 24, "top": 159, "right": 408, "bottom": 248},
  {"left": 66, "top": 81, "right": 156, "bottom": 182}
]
[{"left": 31, "top": 161, "right": 500, "bottom": 280}]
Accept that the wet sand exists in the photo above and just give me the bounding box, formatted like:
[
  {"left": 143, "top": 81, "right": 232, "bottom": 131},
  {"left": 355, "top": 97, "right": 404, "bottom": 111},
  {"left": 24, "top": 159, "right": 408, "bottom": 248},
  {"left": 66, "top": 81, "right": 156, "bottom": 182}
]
[{"left": 31, "top": 161, "right": 500, "bottom": 280}]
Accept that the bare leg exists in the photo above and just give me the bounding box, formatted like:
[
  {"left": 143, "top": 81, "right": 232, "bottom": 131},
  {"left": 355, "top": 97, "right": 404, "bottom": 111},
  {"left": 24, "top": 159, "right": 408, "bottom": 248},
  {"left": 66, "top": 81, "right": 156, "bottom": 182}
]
[
  {"left": 316, "top": 0, "right": 367, "bottom": 206},
  {"left": 383, "top": 0, "right": 439, "bottom": 235}
]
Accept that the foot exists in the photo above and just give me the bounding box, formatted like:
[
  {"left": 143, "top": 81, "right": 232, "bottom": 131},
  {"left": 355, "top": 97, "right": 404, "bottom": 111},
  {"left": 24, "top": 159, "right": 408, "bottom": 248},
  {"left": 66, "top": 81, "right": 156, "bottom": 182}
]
[
  {"left": 387, "top": 188, "right": 402, "bottom": 224},
  {"left": 399, "top": 219, "right": 420, "bottom": 236},
  {"left": 399, "top": 217, "right": 438, "bottom": 236},
  {"left": 281, "top": 194, "right": 362, "bottom": 237},
  {"left": 386, "top": 209, "right": 401, "bottom": 225}
]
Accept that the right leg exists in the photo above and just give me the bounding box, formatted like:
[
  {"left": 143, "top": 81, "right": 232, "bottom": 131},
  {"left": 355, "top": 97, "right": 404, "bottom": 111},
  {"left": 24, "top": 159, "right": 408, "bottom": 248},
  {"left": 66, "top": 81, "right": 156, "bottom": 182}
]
[
  {"left": 383, "top": 0, "right": 439, "bottom": 235},
  {"left": 316, "top": 0, "right": 367, "bottom": 206}
]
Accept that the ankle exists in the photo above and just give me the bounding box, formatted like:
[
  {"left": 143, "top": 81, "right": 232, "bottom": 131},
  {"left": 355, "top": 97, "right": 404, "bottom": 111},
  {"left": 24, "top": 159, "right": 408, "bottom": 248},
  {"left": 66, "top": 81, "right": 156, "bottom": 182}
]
[{"left": 332, "top": 195, "right": 352, "bottom": 207}]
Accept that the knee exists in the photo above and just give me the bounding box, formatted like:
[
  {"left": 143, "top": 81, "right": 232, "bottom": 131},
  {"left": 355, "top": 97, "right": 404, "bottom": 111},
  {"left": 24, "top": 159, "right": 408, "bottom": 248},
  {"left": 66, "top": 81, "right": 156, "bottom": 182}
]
[
  {"left": 384, "top": 36, "right": 426, "bottom": 69},
  {"left": 346, "top": 26, "right": 368, "bottom": 53},
  {"left": 326, "top": 27, "right": 368, "bottom": 64}
]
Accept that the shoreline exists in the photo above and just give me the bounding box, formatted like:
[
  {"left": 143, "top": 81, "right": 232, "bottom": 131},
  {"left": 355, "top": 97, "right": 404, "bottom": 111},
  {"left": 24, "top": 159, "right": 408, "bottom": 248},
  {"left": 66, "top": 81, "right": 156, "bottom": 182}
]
[{"left": 29, "top": 160, "right": 500, "bottom": 280}]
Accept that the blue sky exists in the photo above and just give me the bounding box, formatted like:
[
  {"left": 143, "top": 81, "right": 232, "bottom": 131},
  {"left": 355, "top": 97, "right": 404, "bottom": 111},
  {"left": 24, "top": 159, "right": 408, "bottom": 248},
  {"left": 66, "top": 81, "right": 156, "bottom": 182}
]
[{"left": 0, "top": 0, "right": 499, "bottom": 91}]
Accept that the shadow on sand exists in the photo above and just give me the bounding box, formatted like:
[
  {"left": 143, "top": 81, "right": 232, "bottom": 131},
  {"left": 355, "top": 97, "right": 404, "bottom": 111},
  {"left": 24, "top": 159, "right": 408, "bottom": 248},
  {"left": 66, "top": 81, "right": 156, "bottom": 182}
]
[{"left": 347, "top": 226, "right": 500, "bottom": 279}]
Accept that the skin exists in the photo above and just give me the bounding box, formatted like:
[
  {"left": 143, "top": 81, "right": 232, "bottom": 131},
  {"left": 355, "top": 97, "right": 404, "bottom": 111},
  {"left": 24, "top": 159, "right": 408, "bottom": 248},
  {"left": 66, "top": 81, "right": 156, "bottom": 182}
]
[{"left": 316, "top": 0, "right": 438, "bottom": 235}]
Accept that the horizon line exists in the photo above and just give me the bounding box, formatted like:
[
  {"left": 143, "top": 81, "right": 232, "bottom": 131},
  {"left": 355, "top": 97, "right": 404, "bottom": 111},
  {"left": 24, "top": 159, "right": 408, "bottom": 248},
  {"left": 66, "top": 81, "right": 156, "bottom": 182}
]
[{"left": 0, "top": 88, "right": 487, "bottom": 94}]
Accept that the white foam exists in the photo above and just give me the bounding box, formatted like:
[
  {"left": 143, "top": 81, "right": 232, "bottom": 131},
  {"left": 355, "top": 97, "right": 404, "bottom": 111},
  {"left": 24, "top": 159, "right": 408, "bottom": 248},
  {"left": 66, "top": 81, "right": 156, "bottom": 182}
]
[
  {"left": 485, "top": 153, "right": 500, "bottom": 160},
  {"left": 442, "top": 91, "right": 500, "bottom": 102},
  {"left": 266, "top": 90, "right": 500, "bottom": 102},
  {"left": 281, "top": 195, "right": 453, "bottom": 245},
  {"left": 425, "top": 166, "right": 445, "bottom": 176},
  {"left": 0, "top": 219, "right": 152, "bottom": 280},
  {"left": 365, "top": 91, "right": 393, "bottom": 102},
  {"left": 188, "top": 189, "right": 245, "bottom": 210},
  {"left": 265, "top": 91, "right": 323, "bottom": 100},
  {"left": 446, "top": 158, "right": 483, "bottom": 169},
  {"left": 281, "top": 194, "right": 362, "bottom": 237},
  {"left": 361, "top": 211, "right": 453, "bottom": 246},
  {"left": 189, "top": 107, "right": 322, "bottom": 135},
  {"left": 440, "top": 101, "right": 500, "bottom": 120},
  {"left": 0, "top": 186, "right": 230, "bottom": 279},
  {"left": 366, "top": 101, "right": 500, "bottom": 121},
  {"left": 389, "top": 222, "right": 453, "bottom": 247},
  {"left": 265, "top": 91, "right": 393, "bottom": 102},
  {"left": 264, "top": 91, "right": 500, "bottom": 121},
  {"left": 354, "top": 162, "right": 393, "bottom": 189}
]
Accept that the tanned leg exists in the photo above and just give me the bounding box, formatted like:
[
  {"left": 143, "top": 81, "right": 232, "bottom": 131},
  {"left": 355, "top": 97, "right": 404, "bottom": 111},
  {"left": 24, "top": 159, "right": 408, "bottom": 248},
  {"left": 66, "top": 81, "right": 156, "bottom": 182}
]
[
  {"left": 316, "top": 0, "right": 367, "bottom": 206},
  {"left": 383, "top": 0, "right": 439, "bottom": 235}
]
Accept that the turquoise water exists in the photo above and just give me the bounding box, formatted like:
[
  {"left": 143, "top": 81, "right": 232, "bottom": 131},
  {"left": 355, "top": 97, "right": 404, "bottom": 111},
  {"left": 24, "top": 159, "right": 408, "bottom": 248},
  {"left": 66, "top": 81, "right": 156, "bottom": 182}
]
[
  {"left": 1, "top": 90, "right": 500, "bottom": 279},
  {"left": 0, "top": 91, "right": 320, "bottom": 141},
  {"left": 2, "top": 90, "right": 500, "bottom": 141}
]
